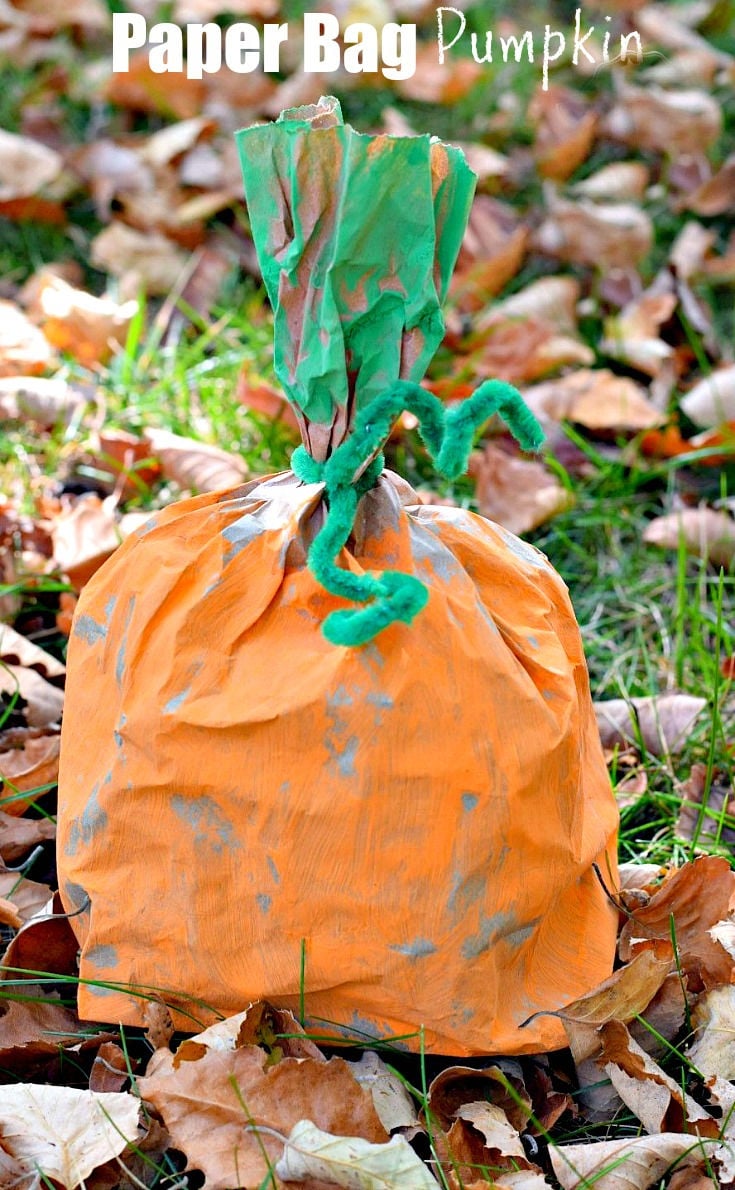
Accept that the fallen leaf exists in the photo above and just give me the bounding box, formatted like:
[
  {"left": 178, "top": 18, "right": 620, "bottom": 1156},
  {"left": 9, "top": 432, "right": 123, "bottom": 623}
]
[
  {"left": 618, "top": 855, "right": 735, "bottom": 990},
  {"left": 469, "top": 444, "right": 572, "bottom": 534},
  {"left": 529, "top": 944, "right": 673, "bottom": 1063},
  {"left": 523, "top": 369, "right": 662, "bottom": 433},
  {"left": 629, "top": 973, "right": 688, "bottom": 1060},
  {"left": 550, "top": 1133, "right": 717, "bottom": 1190},
  {"left": 615, "top": 768, "right": 649, "bottom": 809},
  {"left": 0, "top": 988, "right": 80, "bottom": 1076},
  {"left": 600, "top": 1019, "right": 718, "bottom": 1136},
  {"left": 571, "top": 162, "right": 650, "bottom": 202},
  {"left": 90, "top": 1041, "right": 131, "bottom": 1093},
  {"left": 643, "top": 507, "right": 735, "bottom": 568},
  {"left": 348, "top": 1051, "right": 419, "bottom": 1134},
  {"left": 1, "top": 891, "right": 80, "bottom": 980},
  {"left": 0, "top": 668, "right": 64, "bottom": 730},
  {"left": 143, "top": 427, "right": 247, "bottom": 493},
  {"left": 275, "top": 1119, "right": 437, "bottom": 1188},
  {"left": 0, "top": 624, "right": 64, "bottom": 680},
  {"left": 680, "top": 366, "right": 735, "bottom": 428},
  {"left": 605, "top": 84, "right": 722, "bottom": 154},
  {"left": 601, "top": 293, "right": 677, "bottom": 378},
  {"left": 140, "top": 1046, "right": 387, "bottom": 1190},
  {"left": 82, "top": 429, "right": 161, "bottom": 499},
  {"left": 427, "top": 1061, "right": 532, "bottom": 1133},
  {"left": 0, "top": 730, "right": 59, "bottom": 811},
  {"left": 91, "top": 222, "right": 189, "bottom": 299},
  {"left": 139, "top": 116, "right": 214, "bottom": 169},
  {"left": 0, "top": 1085, "right": 140, "bottom": 1189},
  {"left": 396, "top": 42, "right": 482, "bottom": 103},
  {"left": 683, "top": 154, "right": 735, "bottom": 216},
  {"left": 465, "top": 318, "right": 593, "bottom": 385},
  {"left": 0, "top": 128, "right": 62, "bottom": 201},
  {"left": 686, "top": 986, "right": 735, "bottom": 1080},
  {"left": 236, "top": 362, "right": 299, "bottom": 431},
  {"left": 535, "top": 196, "right": 653, "bottom": 270},
  {"left": 676, "top": 764, "right": 735, "bottom": 850},
  {"left": 0, "top": 376, "right": 88, "bottom": 427},
  {"left": 0, "top": 302, "right": 54, "bottom": 378},
  {"left": 48, "top": 494, "right": 121, "bottom": 591},
  {"left": 490, "top": 276, "right": 581, "bottom": 336},
  {"left": 28, "top": 273, "right": 137, "bottom": 368},
  {"left": 529, "top": 85, "right": 597, "bottom": 181},
  {"left": 0, "top": 807, "right": 55, "bottom": 861},
  {"left": 457, "top": 1100, "right": 531, "bottom": 1164},
  {"left": 670, "top": 222, "right": 717, "bottom": 281},
  {"left": 594, "top": 694, "right": 707, "bottom": 756},
  {"left": 0, "top": 867, "right": 53, "bottom": 926},
  {"left": 451, "top": 197, "right": 529, "bottom": 310},
  {"left": 104, "top": 52, "right": 206, "bottom": 120}
]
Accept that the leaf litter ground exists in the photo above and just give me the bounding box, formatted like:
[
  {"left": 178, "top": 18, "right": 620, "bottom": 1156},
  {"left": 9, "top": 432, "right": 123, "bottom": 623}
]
[{"left": 1, "top": 0, "right": 735, "bottom": 1185}]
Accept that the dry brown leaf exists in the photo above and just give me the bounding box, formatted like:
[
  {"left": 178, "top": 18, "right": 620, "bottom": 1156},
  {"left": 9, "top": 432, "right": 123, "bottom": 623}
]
[
  {"left": 0, "top": 868, "right": 53, "bottom": 925},
  {"left": 668, "top": 1169, "right": 717, "bottom": 1190},
  {"left": 491, "top": 277, "right": 580, "bottom": 336},
  {"left": 643, "top": 507, "right": 735, "bottom": 568},
  {"left": 523, "top": 369, "right": 661, "bottom": 433},
  {"left": 143, "top": 427, "right": 247, "bottom": 493},
  {"left": 683, "top": 154, "right": 735, "bottom": 216},
  {"left": 594, "top": 694, "right": 707, "bottom": 756},
  {"left": 550, "top": 1133, "right": 716, "bottom": 1190},
  {"left": 615, "top": 768, "right": 649, "bottom": 809},
  {"left": 139, "top": 1045, "right": 387, "bottom": 1190},
  {"left": 275, "top": 1120, "right": 437, "bottom": 1189},
  {"left": 28, "top": 274, "right": 137, "bottom": 368},
  {"left": 90, "top": 1041, "right": 130, "bottom": 1093},
  {"left": 618, "top": 864, "right": 666, "bottom": 892},
  {"left": 0, "top": 624, "right": 64, "bottom": 680},
  {"left": 629, "top": 973, "right": 688, "bottom": 1060},
  {"left": 0, "top": 376, "right": 88, "bottom": 427},
  {"left": 0, "top": 807, "right": 55, "bottom": 861},
  {"left": 91, "top": 222, "right": 189, "bottom": 299},
  {"left": 605, "top": 84, "right": 722, "bottom": 154},
  {"left": 451, "top": 197, "right": 529, "bottom": 310},
  {"left": 237, "top": 364, "right": 300, "bottom": 431},
  {"left": 0, "top": 668, "right": 64, "bottom": 730},
  {"left": 600, "top": 1019, "right": 718, "bottom": 1136},
  {"left": 0, "top": 1085, "right": 140, "bottom": 1189},
  {"left": 427, "top": 1061, "right": 532, "bottom": 1134},
  {"left": 1, "top": 891, "right": 80, "bottom": 980},
  {"left": 670, "top": 222, "right": 717, "bottom": 281},
  {"left": 676, "top": 764, "right": 735, "bottom": 851},
  {"left": 529, "top": 85, "right": 597, "bottom": 182},
  {"left": 0, "top": 988, "right": 80, "bottom": 1072},
  {"left": 396, "top": 42, "right": 482, "bottom": 103},
  {"left": 680, "top": 366, "right": 735, "bottom": 427},
  {"left": 0, "top": 730, "right": 60, "bottom": 810},
  {"left": 533, "top": 944, "right": 673, "bottom": 1063},
  {"left": 602, "top": 293, "right": 677, "bottom": 378},
  {"left": 535, "top": 196, "right": 653, "bottom": 270},
  {"left": 0, "top": 302, "right": 54, "bottom": 378},
  {"left": 618, "top": 855, "right": 735, "bottom": 990},
  {"left": 348, "top": 1051, "right": 419, "bottom": 1134},
  {"left": 688, "top": 986, "right": 735, "bottom": 1079},
  {"left": 104, "top": 52, "right": 205, "bottom": 120},
  {"left": 469, "top": 444, "right": 572, "bottom": 535},
  {"left": 48, "top": 494, "right": 121, "bottom": 590},
  {"left": 139, "top": 117, "right": 213, "bottom": 169},
  {"left": 0, "top": 128, "right": 62, "bottom": 201},
  {"left": 82, "top": 429, "right": 161, "bottom": 500},
  {"left": 467, "top": 319, "right": 593, "bottom": 385},
  {"left": 571, "top": 162, "right": 650, "bottom": 202}
]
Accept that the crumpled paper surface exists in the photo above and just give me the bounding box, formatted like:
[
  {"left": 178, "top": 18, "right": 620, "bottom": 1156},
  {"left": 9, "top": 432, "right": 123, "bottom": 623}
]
[{"left": 236, "top": 96, "right": 475, "bottom": 458}]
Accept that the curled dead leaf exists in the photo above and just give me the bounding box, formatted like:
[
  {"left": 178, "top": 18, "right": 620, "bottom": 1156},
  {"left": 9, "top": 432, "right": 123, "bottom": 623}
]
[
  {"left": 605, "top": 84, "right": 722, "bottom": 154},
  {"left": 143, "top": 427, "right": 247, "bottom": 493},
  {"left": 529, "top": 85, "right": 597, "bottom": 182},
  {"left": 0, "top": 129, "right": 62, "bottom": 201},
  {"left": 618, "top": 855, "right": 735, "bottom": 990},
  {"left": 0, "top": 1085, "right": 140, "bottom": 1190},
  {"left": 571, "top": 162, "right": 650, "bottom": 202},
  {"left": 469, "top": 444, "right": 573, "bottom": 535},
  {"left": 0, "top": 302, "right": 54, "bottom": 378},
  {"left": 523, "top": 370, "right": 662, "bottom": 433},
  {"left": 602, "top": 293, "right": 677, "bottom": 378},
  {"left": 535, "top": 196, "right": 653, "bottom": 270},
  {"left": 91, "top": 222, "right": 189, "bottom": 299},
  {"left": 643, "top": 507, "right": 735, "bottom": 568},
  {"left": 680, "top": 366, "right": 735, "bottom": 428},
  {"left": 0, "top": 729, "right": 60, "bottom": 808},
  {"left": 48, "top": 494, "right": 121, "bottom": 591},
  {"left": 275, "top": 1119, "right": 437, "bottom": 1188},
  {"left": 0, "top": 624, "right": 64, "bottom": 680},
  {"left": 688, "top": 986, "right": 735, "bottom": 1079},
  {"left": 0, "top": 807, "right": 55, "bottom": 861},
  {"left": 550, "top": 1133, "right": 717, "bottom": 1190},
  {"left": 28, "top": 274, "right": 137, "bottom": 368},
  {"left": 0, "top": 376, "right": 88, "bottom": 428},
  {"left": 594, "top": 694, "right": 707, "bottom": 757}
]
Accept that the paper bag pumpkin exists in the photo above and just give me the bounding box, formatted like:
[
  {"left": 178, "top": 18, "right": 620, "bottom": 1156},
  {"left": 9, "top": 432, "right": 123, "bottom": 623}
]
[{"left": 57, "top": 98, "right": 619, "bottom": 1055}]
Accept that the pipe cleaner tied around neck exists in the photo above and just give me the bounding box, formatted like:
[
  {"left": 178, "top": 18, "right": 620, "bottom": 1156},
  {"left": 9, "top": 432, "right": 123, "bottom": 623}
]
[
  {"left": 236, "top": 96, "right": 544, "bottom": 645},
  {"left": 57, "top": 97, "right": 619, "bottom": 1060}
]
